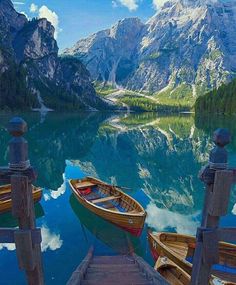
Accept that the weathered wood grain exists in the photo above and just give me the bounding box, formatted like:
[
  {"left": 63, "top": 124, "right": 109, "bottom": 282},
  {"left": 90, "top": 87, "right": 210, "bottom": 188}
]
[
  {"left": 14, "top": 230, "right": 35, "bottom": 271},
  {"left": 209, "top": 170, "right": 233, "bottom": 217}
]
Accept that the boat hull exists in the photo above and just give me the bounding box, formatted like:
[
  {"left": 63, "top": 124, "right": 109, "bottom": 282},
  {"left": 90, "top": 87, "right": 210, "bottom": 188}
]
[
  {"left": 69, "top": 177, "right": 146, "bottom": 237},
  {"left": 149, "top": 232, "right": 236, "bottom": 284},
  {"left": 0, "top": 184, "right": 42, "bottom": 214},
  {"left": 72, "top": 190, "right": 145, "bottom": 236}
]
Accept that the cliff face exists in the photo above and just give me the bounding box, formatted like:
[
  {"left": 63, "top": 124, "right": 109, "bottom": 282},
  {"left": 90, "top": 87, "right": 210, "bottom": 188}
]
[
  {"left": 64, "top": 0, "right": 236, "bottom": 98},
  {"left": 0, "top": 0, "right": 106, "bottom": 111},
  {"left": 64, "top": 18, "right": 145, "bottom": 85}
]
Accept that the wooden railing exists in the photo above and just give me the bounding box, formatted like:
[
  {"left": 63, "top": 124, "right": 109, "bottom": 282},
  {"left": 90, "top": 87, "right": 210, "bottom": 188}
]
[
  {"left": 191, "top": 128, "right": 236, "bottom": 285},
  {"left": 0, "top": 117, "right": 44, "bottom": 285}
]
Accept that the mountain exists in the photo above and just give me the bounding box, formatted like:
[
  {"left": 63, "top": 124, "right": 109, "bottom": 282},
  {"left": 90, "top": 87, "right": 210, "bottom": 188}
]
[
  {"left": 0, "top": 0, "right": 107, "bottom": 111},
  {"left": 64, "top": 18, "right": 145, "bottom": 84},
  {"left": 64, "top": 0, "right": 236, "bottom": 102}
]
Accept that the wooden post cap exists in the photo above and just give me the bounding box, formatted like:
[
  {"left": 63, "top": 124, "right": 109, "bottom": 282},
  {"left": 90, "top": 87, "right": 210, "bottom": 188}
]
[
  {"left": 8, "top": 117, "right": 27, "bottom": 137},
  {"left": 213, "top": 128, "right": 231, "bottom": 147},
  {"left": 200, "top": 129, "right": 231, "bottom": 184},
  {"left": 8, "top": 117, "right": 30, "bottom": 170}
]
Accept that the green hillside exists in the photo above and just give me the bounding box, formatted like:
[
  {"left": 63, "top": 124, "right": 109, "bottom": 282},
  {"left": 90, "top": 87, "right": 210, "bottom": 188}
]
[{"left": 195, "top": 79, "right": 236, "bottom": 115}]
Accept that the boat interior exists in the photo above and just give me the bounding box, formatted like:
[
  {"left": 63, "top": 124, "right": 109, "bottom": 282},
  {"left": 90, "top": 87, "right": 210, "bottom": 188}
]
[
  {"left": 0, "top": 185, "right": 39, "bottom": 202},
  {"left": 73, "top": 179, "right": 141, "bottom": 214},
  {"left": 0, "top": 185, "right": 13, "bottom": 202},
  {"left": 158, "top": 266, "right": 189, "bottom": 285},
  {"left": 160, "top": 234, "right": 236, "bottom": 283}
]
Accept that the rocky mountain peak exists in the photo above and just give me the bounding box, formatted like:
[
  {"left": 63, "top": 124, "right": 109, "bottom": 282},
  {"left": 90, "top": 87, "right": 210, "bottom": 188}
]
[
  {"left": 63, "top": 0, "right": 236, "bottom": 97},
  {"left": 13, "top": 18, "right": 58, "bottom": 63},
  {"left": 109, "top": 17, "right": 144, "bottom": 39},
  {"left": 0, "top": 0, "right": 107, "bottom": 111},
  {"left": 0, "top": 0, "right": 27, "bottom": 34}
]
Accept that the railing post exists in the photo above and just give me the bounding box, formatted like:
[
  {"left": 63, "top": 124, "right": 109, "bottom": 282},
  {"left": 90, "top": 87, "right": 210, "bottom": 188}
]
[
  {"left": 190, "top": 129, "right": 232, "bottom": 285},
  {"left": 8, "top": 117, "right": 44, "bottom": 285}
]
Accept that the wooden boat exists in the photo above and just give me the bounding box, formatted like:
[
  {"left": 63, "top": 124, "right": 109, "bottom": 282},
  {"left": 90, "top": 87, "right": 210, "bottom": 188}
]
[
  {"left": 69, "top": 177, "right": 146, "bottom": 236},
  {"left": 70, "top": 195, "right": 142, "bottom": 255},
  {"left": 0, "top": 184, "right": 42, "bottom": 214},
  {"left": 149, "top": 232, "right": 236, "bottom": 284},
  {"left": 155, "top": 256, "right": 191, "bottom": 285},
  {"left": 154, "top": 257, "right": 229, "bottom": 285}
]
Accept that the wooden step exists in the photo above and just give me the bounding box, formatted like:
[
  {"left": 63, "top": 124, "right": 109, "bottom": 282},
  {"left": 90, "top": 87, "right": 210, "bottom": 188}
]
[
  {"left": 87, "top": 266, "right": 139, "bottom": 273},
  {"left": 89, "top": 263, "right": 137, "bottom": 269},
  {"left": 67, "top": 251, "right": 169, "bottom": 285},
  {"left": 85, "top": 272, "right": 146, "bottom": 280},
  {"left": 91, "top": 256, "right": 134, "bottom": 264},
  {"left": 81, "top": 281, "right": 153, "bottom": 285}
]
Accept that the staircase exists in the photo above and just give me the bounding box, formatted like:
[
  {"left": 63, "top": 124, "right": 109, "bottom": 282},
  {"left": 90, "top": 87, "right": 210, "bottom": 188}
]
[{"left": 67, "top": 249, "right": 169, "bottom": 285}]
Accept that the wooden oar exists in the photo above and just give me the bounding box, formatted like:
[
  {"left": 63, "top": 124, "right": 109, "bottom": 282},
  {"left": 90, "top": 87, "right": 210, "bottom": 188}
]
[
  {"left": 112, "top": 185, "right": 132, "bottom": 191},
  {"left": 94, "top": 179, "right": 132, "bottom": 191}
]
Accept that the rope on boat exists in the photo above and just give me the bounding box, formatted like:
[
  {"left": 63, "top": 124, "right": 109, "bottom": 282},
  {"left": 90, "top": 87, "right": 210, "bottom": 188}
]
[
  {"left": 209, "top": 162, "right": 228, "bottom": 170},
  {"left": 9, "top": 160, "right": 31, "bottom": 171}
]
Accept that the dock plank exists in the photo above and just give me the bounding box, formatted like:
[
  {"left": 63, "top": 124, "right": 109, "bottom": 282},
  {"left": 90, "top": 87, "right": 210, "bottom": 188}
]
[{"left": 67, "top": 251, "right": 170, "bottom": 285}]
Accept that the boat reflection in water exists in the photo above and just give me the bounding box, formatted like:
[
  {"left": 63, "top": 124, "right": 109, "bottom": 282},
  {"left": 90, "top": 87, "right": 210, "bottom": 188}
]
[{"left": 70, "top": 194, "right": 143, "bottom": 256}]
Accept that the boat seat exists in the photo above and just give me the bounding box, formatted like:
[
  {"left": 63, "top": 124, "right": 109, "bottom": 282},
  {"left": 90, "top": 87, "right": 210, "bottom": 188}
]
[
  {"left": 91, "top": 195, "right": 121, "bottom": 204},
  {"left": 75, "top": 182, "right": 96, "bottom": 189},
  {"left": 86, "top": 193, "right": 101, "bottom": 201}
]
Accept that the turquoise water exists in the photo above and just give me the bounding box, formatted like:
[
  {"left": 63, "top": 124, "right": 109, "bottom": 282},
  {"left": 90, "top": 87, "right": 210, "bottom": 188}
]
[{"left": 0, "top": 112, "right": 235, "bottom": 284}]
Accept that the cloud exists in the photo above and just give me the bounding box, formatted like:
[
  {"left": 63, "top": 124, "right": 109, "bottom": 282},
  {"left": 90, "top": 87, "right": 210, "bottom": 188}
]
[
  {"left": 0, "top": 243, "right": 16, "bottom": 251},
  {"left": 152, "top": 0, "right": 168, "bottom": 10},
  {"left": 38, "top": 5, "right": 60, "bottom": 39},
  {"left": 30, "top": 3, "right": 38, "bottom": 13},
  {"left": 116, "top": 0, "right": 139, "bottom": 11},
  {"left": 41, "top": 226, "right": 63, "bottom": 252},
  {"left": 0, "top": 226, "right": 63, "bottom": 252},
  {"left": 232, "top": 204, "right": 236, "bottom": 215},
  {"left": 146, "top": 202, "right": 200, "bottom": 235},
  {"left": 20, "top": 11, "right": 29, "bottom": 19},
  {"left": 44, "top": 173, "right": 67, "bottom": 201},
  {"left": 13, "top": 1, "right": 25, "bottom": 5}
]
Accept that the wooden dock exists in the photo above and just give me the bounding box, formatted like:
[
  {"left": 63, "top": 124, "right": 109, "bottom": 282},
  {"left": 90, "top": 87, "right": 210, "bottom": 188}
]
[{"left": 67, "top": 248, "right": 169, "bottom": 285}]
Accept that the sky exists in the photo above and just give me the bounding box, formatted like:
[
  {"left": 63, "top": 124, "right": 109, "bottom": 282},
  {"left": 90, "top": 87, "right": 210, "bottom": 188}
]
[{"left": 13, "top": 0, "right": 164, "bottom": 51}]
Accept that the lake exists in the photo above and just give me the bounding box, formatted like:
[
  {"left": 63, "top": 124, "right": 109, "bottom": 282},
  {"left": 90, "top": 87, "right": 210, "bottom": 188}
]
[{"left": 0, "top": 112, "right": 236, "bottom": 285}]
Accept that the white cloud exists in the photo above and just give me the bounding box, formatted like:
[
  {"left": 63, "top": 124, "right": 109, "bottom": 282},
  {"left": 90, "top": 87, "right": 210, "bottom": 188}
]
[
  {"left": 0, "top": 226, "right": 63, "bottom": 252},
  {"left": 45, "top": 173, "right": 66, "bottom": 200},
  {"left": 232, "top": 204, "right": 236, "bottom": 215},
  {"left": 146, "top": 202, "right": 199, "bottom": 235},
  {"left": 0, "top": 243, "right": 16, "bottom": 251},
  {"left": 117, "top": 0, "right": 139, "bottom": 11},
  {"left": 152, "top": 0, "right": 168, "bottom": 10},
  {"left": 13, "top": 2, "right": 25, "bottom": 5},
  {"left": 38, "top": 5, "right": 60, "bottom": 39},
  {"left": 20, "top": 11, "right": 29, "bottom": 19},
  {"left": 30, "top": 3, "right": 38, "bottom": 13},
  {"left": 41, "top": 226, "right": 63, "bottom": 252}
]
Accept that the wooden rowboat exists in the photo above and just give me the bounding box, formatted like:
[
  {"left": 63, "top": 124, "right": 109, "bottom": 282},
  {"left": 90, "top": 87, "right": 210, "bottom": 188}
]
[
  {"left": 155, "top": 256, "right": 191, "bottom": 285},
  {"left": 0, "top": 184, "right": 42, "bottom": 214},
  {"left": 155, "top": 257, "right": 235, "bottom": 285},
  {"left": 149, "top": 232, "right": 236, "bottom": 284},
  {"left": 69, "top": 177, "right": 146, "bottom": 236}
]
